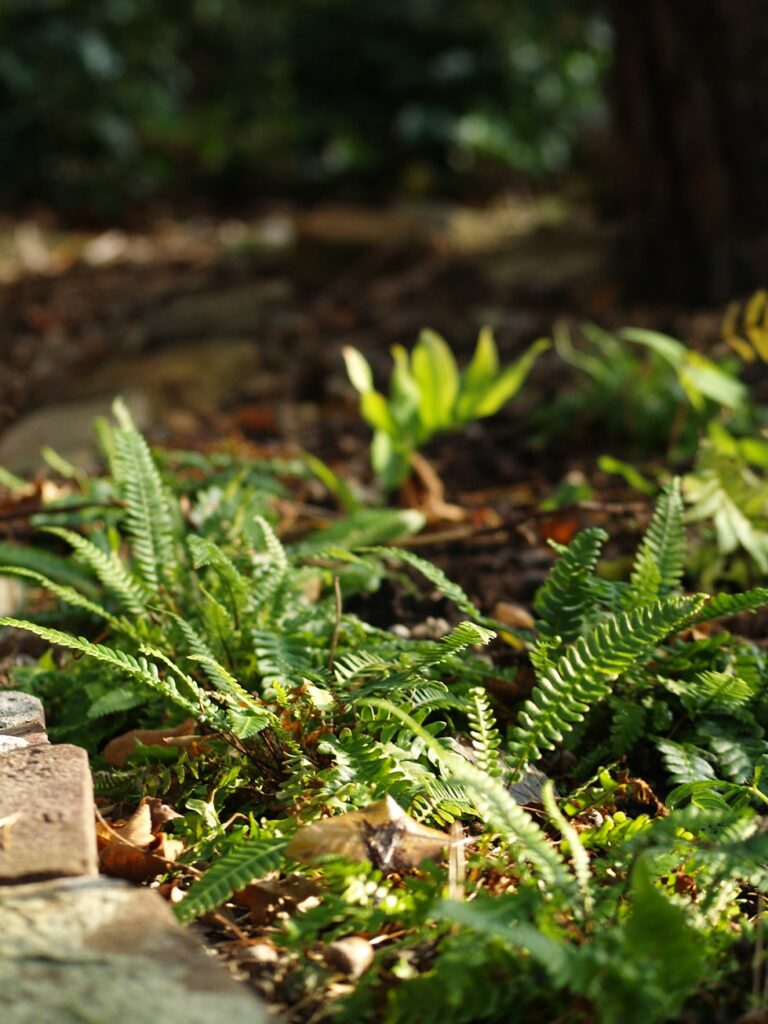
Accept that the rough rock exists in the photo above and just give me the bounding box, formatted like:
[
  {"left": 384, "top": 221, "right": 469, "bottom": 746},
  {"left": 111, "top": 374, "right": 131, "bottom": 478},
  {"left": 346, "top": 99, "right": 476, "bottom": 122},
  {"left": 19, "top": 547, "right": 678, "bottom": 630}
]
[
  {"left": 0, "top": 744, "right": 97, "bottom": 881},
  {"left": 0, "top": 735, "right": 28, "bottom": 755},
  {"left": 0, "top": 390, "right": 151, "bottom": 473},
  {"left": 0, "top": 877, "right": 271, "bottom": 1024},
  {"left": 0, "top": 690, "right": 45, "bottom": 738}
]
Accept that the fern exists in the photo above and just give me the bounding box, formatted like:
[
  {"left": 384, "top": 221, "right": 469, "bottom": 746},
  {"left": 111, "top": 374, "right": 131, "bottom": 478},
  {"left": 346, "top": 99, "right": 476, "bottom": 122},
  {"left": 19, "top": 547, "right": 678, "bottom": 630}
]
[
  {"left": 363, "top": 698, "right": 567, "bottom": 885},
  {"left": 0, "top": 617, "right": 200, "bottom": 716},
  {"left": 0, "top": 565, "right": 120, "bottom": 627},
  {"left": 534, "top": 527, "right": 607, "bottom": 648},
  {"left": 87, "top": 686, "right": 146, "bottom": 719},
  {"left": 626, "top": 545, "right": 662, "bottom": 608},
  {"left": 466, "top": 687, "right": 502, "bottom": 778},
  {"left": 609, "top": 699, "right": 648, "bottom": 756},
  {"left": 657, "top": 738, "right": 716, "bottom": 784},
  {"left": 110, "top": 398, "right": 178, "bottom": 589},
  {"left": 362, "top": 546, "right": 484, "bottom": 620},
  {"left": 509, "top": 595, "right": 704, "bottom": 777},
  {"left": 694, "top": 586, "right": 768, "bottom": 623},
  {"left": 0, "top": 540, "right": 98, "bottom": 594},
  {"left": 635, "top": 478, "right": 685, "bottom": 595},
  {"left": 174, "top": 835, "right": 288, "bottom": 924},
  {"left": 410, "top": 620, "right": 495, "bottom": 670},
  {"left": 43, "top": 525, "right": 148, "bottom": 615}
]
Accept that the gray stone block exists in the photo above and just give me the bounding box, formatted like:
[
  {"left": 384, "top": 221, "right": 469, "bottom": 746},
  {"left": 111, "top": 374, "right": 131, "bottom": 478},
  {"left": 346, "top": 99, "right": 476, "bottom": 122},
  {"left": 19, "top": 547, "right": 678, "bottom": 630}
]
[
  {"left": 0, "top": 877, "right": 271, "bottom": 1023},
  {"left": 0, "top": 691, "right": 45, "bottom": 738},
  {"left": 0, "top": 744, "right": 97, "bottom": 881},
  {"left": 0, "top": 735, "right": 28, "bottom": 755}
]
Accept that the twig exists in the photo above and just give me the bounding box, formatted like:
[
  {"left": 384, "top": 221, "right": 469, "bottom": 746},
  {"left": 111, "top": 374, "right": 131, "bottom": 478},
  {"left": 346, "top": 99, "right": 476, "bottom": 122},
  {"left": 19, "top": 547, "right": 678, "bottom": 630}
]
[{"left": 326, "top": 575, "right": 343, "bottom": 673}]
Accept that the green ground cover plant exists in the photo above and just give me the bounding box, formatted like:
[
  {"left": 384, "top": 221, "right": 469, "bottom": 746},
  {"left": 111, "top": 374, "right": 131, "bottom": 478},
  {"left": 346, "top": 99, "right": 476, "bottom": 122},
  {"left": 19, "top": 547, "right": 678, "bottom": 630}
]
[
  {"left": 344, "top": 327, "right": 548, "bottom": 489},
  {"left": 3, "top": 387, "right": 768, "bottom": 1021}
]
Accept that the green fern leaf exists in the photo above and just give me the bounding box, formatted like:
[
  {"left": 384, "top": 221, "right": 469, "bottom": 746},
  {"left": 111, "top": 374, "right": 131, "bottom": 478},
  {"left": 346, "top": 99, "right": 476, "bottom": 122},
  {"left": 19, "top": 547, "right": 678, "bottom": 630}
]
[
  {"left": 657, "top": 737, "right": 716, "bottom": 784},
  {"left": 609, "top": 699, "right": 648, "bottom": 756},
  {"left": 0, "top": 541, "right": 98, "bottom": 595},
  {"left": 174, "top": 835, "right": 288, "bottom": 924},
  {"left": 466, "top": 687, "right": 502, "bottom": 778},
  {"left": 111, "top": 397, "right": 178, "bottom": 589},
  {"left": 43, "top": 525, "right": 148, "bottom": 615},
  {"left": 510, "top": 595, "right": 704, "bottom": 776},
  {"left": 363, "top": 546, "right": 484, "bottom": 619},
  {"left": 87, "top": 686, "right": 146, "bottom": 719},
  {"left": 0, "top": 565, "right": 119, "bottom": 626},
  {"left": 626, "top": 545, "right": 662, "bottom": 608},
  {"left": 635, "top": 479, "right": 685, "bottom": 595},
  {"left": 534, "top": 528, "right": 607, "bottom": 648},
  {"left": 695, "top": 586, "right": 768, "bottom": 623},
  {"left": 363, "top": 698, "right": 566, "bottom": 884},
  {"left": 0, "top": 617, "right": 199, "bottom": 716}
]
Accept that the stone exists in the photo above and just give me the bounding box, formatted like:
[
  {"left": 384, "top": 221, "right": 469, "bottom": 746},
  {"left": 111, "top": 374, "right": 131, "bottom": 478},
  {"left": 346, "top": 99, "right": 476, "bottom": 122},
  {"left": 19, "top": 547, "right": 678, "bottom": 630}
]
[
  {"left": 0, "top": 390, "right": 151, "bottom": 474},
  {"left": 0, "top": 877, "right": 271, "bottom": 1024},
  {"left": 0, "top": 735, "right": 28, "bottom": 755},
  {"left": 0, "top": 744, "right": 97, "bottom": 881},
  {"left": 0, "top": 690, "right": 45, "bottom": 738}
]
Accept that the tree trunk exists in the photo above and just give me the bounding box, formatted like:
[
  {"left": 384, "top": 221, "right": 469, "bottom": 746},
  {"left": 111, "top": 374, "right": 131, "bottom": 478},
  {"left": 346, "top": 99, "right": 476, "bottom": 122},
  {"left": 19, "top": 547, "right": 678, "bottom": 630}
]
[{"left": 610, "top": 0, "right": 768, "bottom": 303}]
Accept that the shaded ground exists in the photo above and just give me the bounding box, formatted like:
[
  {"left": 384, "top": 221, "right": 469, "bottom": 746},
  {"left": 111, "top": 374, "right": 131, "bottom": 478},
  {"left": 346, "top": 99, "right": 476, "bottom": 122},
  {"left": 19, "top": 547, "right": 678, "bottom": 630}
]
[{"left": 0, "top": 197, "right": 724, "bottom": 615}]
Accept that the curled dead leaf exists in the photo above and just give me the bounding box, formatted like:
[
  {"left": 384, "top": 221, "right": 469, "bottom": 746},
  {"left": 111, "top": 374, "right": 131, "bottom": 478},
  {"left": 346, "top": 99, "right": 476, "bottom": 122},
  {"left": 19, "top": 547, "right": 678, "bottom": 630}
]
[
  {"left": 286, "top": 795, "right": 455, "bottom": 871},
  {"left": 97, "top": 797, "right": 185, "bottom": 883},
  {"left": 234, "top": 875, "right": 322, "bottom": 924}
]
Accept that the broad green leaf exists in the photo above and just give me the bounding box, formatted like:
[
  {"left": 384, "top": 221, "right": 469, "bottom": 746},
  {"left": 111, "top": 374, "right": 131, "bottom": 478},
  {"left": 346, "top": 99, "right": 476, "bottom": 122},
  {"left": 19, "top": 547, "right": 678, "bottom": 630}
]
[
  {"left": 462, "top": 325, "right": 499, "bottom": 393},
  {"left": 411, "top": 328, "right": 460, "bottom": 433},
  {"left": 680, "top": 351, "right": 745, "bottom": 409},
  {"left": 470, "top": 338, "right": 549, "bottom": 419},
  {"left": 343, "top": 346, "right": 374, "bottom": 393},
  {"left": 360, "top": 390, "right": 396, "bottom": 434},
  {"left": 621, "top": 327, "right": 686, "bottom": 366},
  {"left": 389, "top": 344, "right": 422, "bottom": 430},
  {"left": 371, "top": 431, "right": 411, "bottom": 490}
]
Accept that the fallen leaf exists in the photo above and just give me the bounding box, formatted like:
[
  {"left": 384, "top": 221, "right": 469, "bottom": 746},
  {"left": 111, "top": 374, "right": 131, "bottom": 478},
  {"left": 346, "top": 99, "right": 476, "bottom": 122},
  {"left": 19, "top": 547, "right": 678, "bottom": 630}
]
[
  {"left": 97, "top": 797, "right": 185, "bottom": 883},
  {"left": 103, "top": 719, "right": 197, "bottom": 767},
  {"left": 491, "top": 601, "right": 535, "bottom": 631},
  {"left": 286, "top": 795, "right": 453, "bottom": 870},
  {"left": 234, "top": 875, "right": 322, "bottom": 924}
]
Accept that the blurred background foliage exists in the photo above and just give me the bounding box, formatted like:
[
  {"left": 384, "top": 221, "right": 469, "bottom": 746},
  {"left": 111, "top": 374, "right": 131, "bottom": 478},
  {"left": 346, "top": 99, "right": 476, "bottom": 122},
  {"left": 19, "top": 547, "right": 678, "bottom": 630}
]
[{"left": 0, "top": 0, "right": 611, "bottom": 217}]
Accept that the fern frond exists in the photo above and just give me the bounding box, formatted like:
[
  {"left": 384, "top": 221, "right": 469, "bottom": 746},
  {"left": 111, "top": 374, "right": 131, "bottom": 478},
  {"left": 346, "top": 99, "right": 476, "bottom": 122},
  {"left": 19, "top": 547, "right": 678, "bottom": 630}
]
[
  {"left": 87, "top": 686, "right": 146, "bottom": 719},
  {"left": 174, "top": 835, "right": 288, "bottom": 924},
  {"left": 509, "top": 595, "right": 704, "bottom": 777},
  {"left": 0, "top": 565, "right": 119, "bottom": 627},
  {"left": 541, "top": 781, "right": 591, "bottom": 908},
  {"left": 466, "top": 687, "right": 502, "bottom": 778},
  {"left": 363, "top": 546, "right": 484, "bottom": 620},
  {"left": 43, "top": 525, "right": 148, "bottom": 615},
  {"left": 636, "top": 478, "right": 685, "bottom": 595},
  {"left": 626, "top": 545, "right": 662, "bottom": 608},
  {"left": 410, "top": 620, "right": 495, "bottom": 670},
  {"left": 695, "top": 587, "right": 768, "bottom": 623},
  {"left": 253, "top": 629, "right": 317, "bottom": 681},
  {"left": 295, "top": 508, "right": 424, "bottom": 554},
  {"left": 0, "top": 617, "right": 198, "bottom": 715},
  {"left": 657, "top": 737, "right": 716, "bottom": 784},
  {"left": 363, "top": 698, "right": 567, "bottom": 884},
  {"left": 609, "top": 699, "right": 647, "bottom": 756},
  {"left": 0, "top": 541, "right": 98, "bottom": 595},
  {"left": 534, "top": 528, "right": 607, "bottom": 648},
  {"left": 251, "top": 515, "right": 289, "bottom": 611},
  {"left": 188, "top": 535, "right": 252, "bottom": 622},
  {"left": 111, "top": 399, "right": 178, "bottom": 589}
]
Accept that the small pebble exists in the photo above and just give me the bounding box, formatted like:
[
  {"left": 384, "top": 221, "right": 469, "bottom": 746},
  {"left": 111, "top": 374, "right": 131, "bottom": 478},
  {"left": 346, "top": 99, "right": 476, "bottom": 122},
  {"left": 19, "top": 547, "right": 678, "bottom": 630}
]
[{"left": 324, "top": 936, "right": 375, "bottom": 979}]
